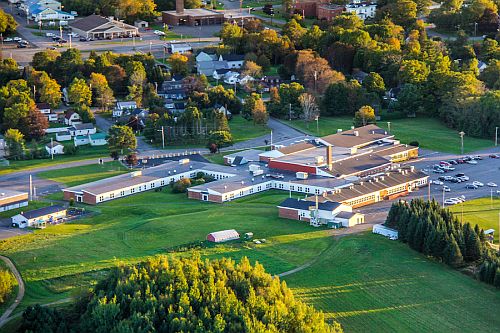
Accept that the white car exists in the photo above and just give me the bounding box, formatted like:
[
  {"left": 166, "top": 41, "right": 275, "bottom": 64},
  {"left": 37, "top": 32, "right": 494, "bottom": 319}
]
[
  {"left": 472, "top": 181, "right": 484, "bottom": 187},
  {"left": 13, "top": 37, "right": 22, "bottom": 41},
  {"left": 68, "top": 32, "right": 79, "bottom": 37},
  {"left": 443, "top": 185, "right": 451, "bottom": 192},
  {"left": 4, "top": 37, "right": 13, "bottom": 42},
  {"left": 46, "top": 32, "right": 56, "bottom": 37},
  {"left": 444, "top": 198, "right": 459, "bottom": 205},
  {"left": 487, "top": 182, "right": 498, "bottom": 187},
  {"left": 154, "top": 30, "right": 166, "bottom": 36},
  {"left": 466, "top": 160, "right": 478, "bottom": 165}
]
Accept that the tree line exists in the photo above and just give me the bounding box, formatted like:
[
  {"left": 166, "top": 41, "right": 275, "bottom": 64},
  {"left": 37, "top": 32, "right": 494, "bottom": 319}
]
[
  {"left": 19, "top": 256, "right": 341, "bottom": 333},
  {"left": 386, "top": 199, "right": 500, "bottom": 288}
]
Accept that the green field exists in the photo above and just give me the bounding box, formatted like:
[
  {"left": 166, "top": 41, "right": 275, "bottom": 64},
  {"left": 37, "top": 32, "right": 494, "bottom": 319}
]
[
  {"left": 0, "top": 190, "right": 332, "bottom": 313},
  {"left": 288, "top": 116, "right": 495, "bottom": 154},
  {"left": 450, "top": 197, "right": 500, "bottom": 243},
  {"left": 230, "top": 115, "right": 269, "bottom": 143},
  {"left": 0, "top": 146, "right": 110, "bottom": 176},
  {"left": 37, "top": 161, "right": 129, "bottom": 187},
  {"left": 284, "top": 233, "right": 500, "bottom": 332}
]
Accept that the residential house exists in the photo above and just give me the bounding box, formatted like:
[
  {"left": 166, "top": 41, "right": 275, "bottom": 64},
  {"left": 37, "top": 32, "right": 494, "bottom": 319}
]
[
  {"left": 89, "top": 133, "right": 107, "bottom": 146},
  {"left": 45, "top": 141, "right": 64, "bottom": 155},
  {"left": 222, "top": 71, "right": 241, "bottom": 85},
  {"left": 173, "top": 102, "right": 186, "bottom": 113},
  {"left": 197, "top": 59, "right": 228, "bottom": 76},
  {"left": 36, "top": 102, "right": 51, "bottom": 114},
  {"left": 162, "top": 89, "right": 187, "bottom": 100},
  {"left": 74, "top": 135, "right": 90, "bottom": 146},
  {"left": 214, "top": 104, "right": 232, "bottom": 120},
  {"left": 345, "top": 2, "right": 377, "bottom": 20},
  {"left": 56, "top": 130, "right": 72, "bottom": 141},
  {"left": 196, "top": 51, "right": 217, "bottom": 63},
  {"left": 68, "top": 123, "right": 96, "bottom": 136},
  {"left": 11, "top": 205, "right": 67, "bottom": 228},
  {"left": 47, "top": 113, "right": 58, "bottom": 122},
  {"left": 212, "top": 68, "right": 232, "bottom": 81},
  {"left": 69, "top": 15, "right": 139, "bottom": 39},
  {"left": 164, "top": 98, "right": 175, "bottom": 109},
  {"left": 238, "top": 74, "right": 254, "bottom": 85},
  {"left": 114, "top": 101, "right": 137, "bottom": 118},
  {"left": 219, "top": 54, "right": 245, "bottom": 69},
  {"left": 261, "top": 76, "right": 281, "bottom": 91},
  {"left": 64, "top": 110, "right": 81, "bottom": 125}
]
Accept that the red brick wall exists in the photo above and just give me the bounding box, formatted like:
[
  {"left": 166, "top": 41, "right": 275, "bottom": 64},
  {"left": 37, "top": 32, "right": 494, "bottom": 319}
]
[
  {"left": 208, "top": 194, "right": 222, "bottom": 203},
  {"left": 317, "top": 6, "right": 344, "bottom": 21},
  {"left": 83, "top": 192, "right": 97, "bottom": 205},
  {"left": 279, "top": 207, "right": 299, "bottom": 220},
  {"left": 188, "top": 190, "right": 202, "bottom": 200},
  {"left": 63, "top": 191, "right": 75, "bottom": 201}
]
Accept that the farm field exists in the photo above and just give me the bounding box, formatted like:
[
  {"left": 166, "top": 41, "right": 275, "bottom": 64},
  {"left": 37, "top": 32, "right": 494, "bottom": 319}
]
[
  {"left": 284, "top": 233, "right": 500, "bottom": 332},
  {"left": 0, "top": 190, "right": 332, "bottom": 313},
  {"left": 288, "top": 116, "right": 495, "bottom": 154},
  {"left": 37, "top": 161, "right": 129, "bottom": 187},
  {"left": 449, "top": 197, "right": 500, "bottom": 243}
]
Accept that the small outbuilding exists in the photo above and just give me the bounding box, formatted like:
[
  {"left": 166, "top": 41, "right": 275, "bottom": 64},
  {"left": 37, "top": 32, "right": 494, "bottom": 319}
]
[
  {"left": 207, "top": 229, "right": 240, "bottom": 243},
  {"left": 134, "top": 20, "right": 148, "bottom": 28},
  {"left": 372, "top": 224, "right": 398, "bottom": 240}
]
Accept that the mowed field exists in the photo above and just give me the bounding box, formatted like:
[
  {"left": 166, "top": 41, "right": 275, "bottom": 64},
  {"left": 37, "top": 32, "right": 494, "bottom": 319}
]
[
  {"left": 449, "top": 197, "right": 500, "bottom": 243},
  {"left": 284, "top": 233, "right": 500, "bottom": 332},
  {"left": 229, "top": 115, "right": 269, "bottom": 143},
  {"left": 289, "top": 116, "right": 495, "bottom": 154},
  {"left": 0, "top": 190, "right": 332, "bottom": 312}
]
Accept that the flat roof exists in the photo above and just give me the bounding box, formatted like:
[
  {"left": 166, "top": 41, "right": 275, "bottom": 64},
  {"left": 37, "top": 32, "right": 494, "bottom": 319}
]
[
  {"left": 0, "top": 189, "right": 28, "bottom": 205},
  {"left": 321, "top": 124, "right": 393, "bottom": 148},
  {"left": 162, "top": 8, "right": 224, "bottom": 17},
  {"left": 223, "top": 149, "right": 262, "bottom": 161},
  {"left": 327, "top": 154, "right": 391, "bottom": 177}
]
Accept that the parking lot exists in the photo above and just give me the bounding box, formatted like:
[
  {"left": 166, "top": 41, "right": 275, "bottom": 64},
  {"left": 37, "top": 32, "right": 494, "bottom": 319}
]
[{"left": 412, "top": 152, "right": 500, "bottom": 206}]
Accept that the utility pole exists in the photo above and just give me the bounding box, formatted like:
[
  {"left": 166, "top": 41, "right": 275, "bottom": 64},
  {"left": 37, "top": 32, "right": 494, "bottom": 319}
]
[
  {"left": 289, "top": 103, "right": 291, "bottom": 121},
  {"left": 387, "top": 121, "right": 391, "bottom": 133},
  {"left": 442, "top": 186, "right": 445, "bottom": 208},
  {"left": 161, "top": 126, "right": 165, "bottom": 149},
  {"left": 29, "top": 175, "right": 32, "bottom": 201},
  {"left": 50, "top": 138, "right": 54, "bottom": 160},
  {"left": 428, "top": 180, "right": 430, "bottom": 201},
  {"left": 270, "top": 130, "right": 273, "bottom": 148},
  {"left": 495, "top": 126, "right": 498, "bottom": 146},
  {"left": 59, "top": 24, "right": 63, "bottom": 40},
  {"left": 69, "top": 34, "right": 72, "bottom": 48},
  {"left": 459, "top": 131, "right": 465, "bottom": 155}
]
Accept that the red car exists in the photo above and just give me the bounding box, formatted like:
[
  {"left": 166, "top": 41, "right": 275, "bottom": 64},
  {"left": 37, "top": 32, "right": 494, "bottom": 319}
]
[{"left": 489, "top": 154, "right": 499, "bottom": 158}]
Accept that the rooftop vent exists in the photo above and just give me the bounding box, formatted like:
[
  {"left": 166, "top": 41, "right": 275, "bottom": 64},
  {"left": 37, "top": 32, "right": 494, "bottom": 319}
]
[{"left": 353, "top": 131, "right": 359, "bottom": 137}]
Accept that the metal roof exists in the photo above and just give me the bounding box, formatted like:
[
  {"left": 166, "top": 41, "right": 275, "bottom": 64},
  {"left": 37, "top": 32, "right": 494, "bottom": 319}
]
[{"left": 20, "top": 205, "right": 66, "bottom": 219}]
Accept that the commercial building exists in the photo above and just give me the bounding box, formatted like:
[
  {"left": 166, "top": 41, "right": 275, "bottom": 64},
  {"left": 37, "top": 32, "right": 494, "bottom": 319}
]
[
  {"left": 162, "top": 0, "right": 224, "bottom": 26},
  {"left": 293, "top": 0, "right": 376, "bottom": 21},
  {"left": 69, "top": 15, "right": 139, "bottom": 39},
  {"left": 11, "top": 205, "right": 66, "bottom": 228},
  {"left": 0, "top": 190, "right": 28, "bottom": 213}
]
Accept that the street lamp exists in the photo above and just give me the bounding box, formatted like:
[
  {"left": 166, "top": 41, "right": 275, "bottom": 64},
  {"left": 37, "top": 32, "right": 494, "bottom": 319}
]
[
  {"left": 315, "top": 115, "right": 319, "bottom": 135},
  {"left": 459, "top": 131, "right": 465, "bottom": 155},
  {"left": 387, "top": 121, "right": 391, "bottom": 133}
]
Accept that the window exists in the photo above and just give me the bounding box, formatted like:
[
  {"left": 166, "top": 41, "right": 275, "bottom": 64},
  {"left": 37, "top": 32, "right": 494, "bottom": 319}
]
[
  {"left": 290, "top": 186, "right": 295, "bottom": 191},
  {"left": 120, "top": 191, "right": 125, "bottom": 196},
  {"left": 250, "top": 188, "right": 254, "bottom": 194},
  {"left": 131, "top": 188, "right": 135, "bottom": 193},
  {"left": 161, "top": 180, "right": 165, "bottom": 186},
  {"left": 110, "top": 193, "right": 115, "bottom": 199},
  {"left": 315, "top": 189, "right": 321, "bottom": 195},
  {"left": 99, "top": 196, "right": 104, "bottom": 202}
]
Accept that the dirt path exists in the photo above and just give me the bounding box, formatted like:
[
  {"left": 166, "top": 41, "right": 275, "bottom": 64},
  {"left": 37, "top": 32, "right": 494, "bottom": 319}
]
[{"left": 0, "top": 256, "right": 25, "bottom": 328}]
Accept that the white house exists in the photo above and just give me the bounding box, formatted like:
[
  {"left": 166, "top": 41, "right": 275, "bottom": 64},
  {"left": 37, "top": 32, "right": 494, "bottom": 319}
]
[
  {"left": 74, "top": 135, "right": 90, "bottom": 146},
  {"left": 238, "top": 74, "right": 254, "bottom": 85},
  {"left": 223, "top": 71, "right": 241, "bottom": 85},
  {"left": 47, "top": 113, "right": 58, "bottom": 122},
  {"left": 55, "top": 131, "right": 72, "bottom": 141},
  {"left": 11, "top": 205, "right": 67, "bottom": 228},
  {"left": 196, "top": 51, "right": 217, "bottom": 63},
  {"left": 36, "top": 102, "right": 51, "bottom": 114},
  {"left": 89, "top": 133, "right": 107, "bottom": 146},
  {"left": 168, "top": 43, "right": 192, "bottom": 54},
  {"left": 345, "top": 3, "right": 377, "bottom": 20},
  {"left": 45, "top": 141, "right": 64, "bottom": 155},
  {"left": 219, "top": 54, "right": 245, "bottom": 68},
  {"left": 68, "top": 123, "right": 96, "bottom": 136},
  {"left": 164, "top": 98, "right": 175, "bottom": 109},
  {"left": 64, "top": 111, "right": 81, "bottom": 126},
  {"left": 114, "top": 101, "right": 137, "bottom": 118}
]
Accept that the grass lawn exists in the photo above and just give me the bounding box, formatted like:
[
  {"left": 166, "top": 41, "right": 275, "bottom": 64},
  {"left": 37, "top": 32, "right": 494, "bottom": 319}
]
[
  {"left": 230, "top": 115, "right": 269, "bottom": 142},
  {"left": 449, "top": 197, "right": 500, "bottom": 243},
  {"left": 0, "top": 146, "right": 110, "bottom": 176},
  {"left": 284, "top": 233, "right": 500, "bottom": 332},
  {"left": 288, "top": 116, "right": 495, "bottom": 154},
  {"left": 37, "top": 161, "right": 129, "bottom": 187},
  {"left": 0, "top": 190, "right": 332, "bottom": 313}
]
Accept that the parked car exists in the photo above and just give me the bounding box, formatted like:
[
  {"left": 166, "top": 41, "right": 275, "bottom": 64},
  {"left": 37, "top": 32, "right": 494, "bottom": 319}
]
[
  {"left": 444, "top": 198, "right": 459, "bottom": 205},
  {"left": 472, "top": 181, "right": 484, "bottom": 187},
  {"left": 456, "top": 159, "right": 465, "bottom": 164},
  {"left": 13, "top": 37, "right": 22, "bottom": 41},
  {"left": 443, "top": 185, "right": 451, "bottom": 192},
  {"left": 466, "top": 160, "right": 478, "bottom": 165},
  {"left": 465, "top": 183, "right": 478, "bottom": 189},
  {"left": 433, "top": 180, "right": 444, "bottom": 185},
  {"left": 16, "top": 43, "right": 27, "bottom": 48},
  {"left": 489, "top": 154, "right": 499, "bottom": 158},
  {"left": 487, "top": 182, "right": 498, "bottom": 187},
  {"left": 46, "top": 32, "right": 56, "bottom": 37},
  {"left": 154, "top": 30, "right": 166, "bottom": 36},
  {"left": 448, "top": 160, "right": 458, "bottom": 165},
  {"left": 3, "top": 37, "right": 13, "bottom": 42},
  {"left": 433, "top": 169, "right": 445, "bottom": 174}
]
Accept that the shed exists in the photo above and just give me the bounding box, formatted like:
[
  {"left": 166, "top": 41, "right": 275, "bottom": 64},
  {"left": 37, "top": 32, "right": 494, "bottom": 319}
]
[
  {"left": 134, "top": 20, "right": 148, "bottom": 28},
  {"left": 207, "top": 229, "right": 240, "bottom": 243}
]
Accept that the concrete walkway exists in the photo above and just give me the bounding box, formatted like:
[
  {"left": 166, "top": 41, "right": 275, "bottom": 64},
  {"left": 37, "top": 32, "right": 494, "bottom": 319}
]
[{"left": 0, "top": 256, "right": 25, "bottom": 328}]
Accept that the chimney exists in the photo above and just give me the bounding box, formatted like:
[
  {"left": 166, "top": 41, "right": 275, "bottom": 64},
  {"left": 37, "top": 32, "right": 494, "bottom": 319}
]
[
  {"left": 326, "top": 146, "right": 333, "bottom": 170},
  {"left": 176, "top": 0, "right": 184, "bottom": 14}
]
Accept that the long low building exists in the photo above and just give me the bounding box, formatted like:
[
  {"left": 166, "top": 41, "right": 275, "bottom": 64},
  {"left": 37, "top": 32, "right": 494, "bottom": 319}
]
[
  {"left": 11, "top": 205, "right": 66, "bottom": 228},
  {"left": 0, "top": 189, "right": 28, "bottom": 213},
  {"left": 69, "top": 15, "right": 139, "bottom": 39}
]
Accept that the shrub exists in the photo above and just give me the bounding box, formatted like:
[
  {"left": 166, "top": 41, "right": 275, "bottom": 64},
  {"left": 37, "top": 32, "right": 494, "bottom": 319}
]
[
  {"left": 0, "top": 269, "right": 17, "bottom": 304},
  {"left": 172, "top": 178, "right": 191, "bottom": 193}
]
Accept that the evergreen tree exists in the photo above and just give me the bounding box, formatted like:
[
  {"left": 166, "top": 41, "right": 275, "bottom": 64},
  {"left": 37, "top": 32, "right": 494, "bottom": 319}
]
[{"left": 443, "top": 235, "right": 463, "bottom": 267}]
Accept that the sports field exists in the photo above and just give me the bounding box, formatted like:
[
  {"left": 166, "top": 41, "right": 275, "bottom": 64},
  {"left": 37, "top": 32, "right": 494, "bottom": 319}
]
[
  {"left": 449, "top": 197, "right": 500, "bottom": 243},
  {"left": 284, "top": 233, "right": 500, "bottom": 332},
  {"left": 289, "top": 116, "right": 495, "bottom": 154}
]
